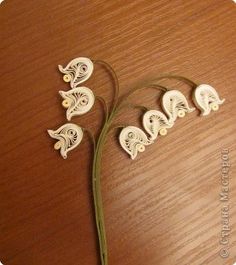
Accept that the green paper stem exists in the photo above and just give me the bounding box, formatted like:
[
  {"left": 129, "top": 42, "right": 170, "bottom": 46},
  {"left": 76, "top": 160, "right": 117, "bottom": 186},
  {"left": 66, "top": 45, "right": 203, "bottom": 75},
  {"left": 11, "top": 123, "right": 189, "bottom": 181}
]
[{"left": 91, "top": 63, "right": 197, "bottom": 265}]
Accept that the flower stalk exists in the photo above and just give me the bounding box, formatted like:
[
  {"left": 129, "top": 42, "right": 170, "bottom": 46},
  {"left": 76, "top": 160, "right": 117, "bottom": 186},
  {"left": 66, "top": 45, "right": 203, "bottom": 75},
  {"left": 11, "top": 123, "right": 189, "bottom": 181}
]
[
  {"left": 90, "top": 64, "right": 198, "bottom": 265},
  {"left": 48, "top": 57, "right": 224, "bottom": 265}
]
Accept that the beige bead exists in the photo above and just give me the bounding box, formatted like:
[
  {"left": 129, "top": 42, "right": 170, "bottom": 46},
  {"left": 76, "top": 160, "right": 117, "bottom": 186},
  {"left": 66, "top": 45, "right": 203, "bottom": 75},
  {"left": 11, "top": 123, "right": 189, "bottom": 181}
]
[
  {"left": 62, "top": 99, "right": 71, "bottom": 108},
  {"left": 177, "top": 110, "right": 186, "bottom": 118},
  {"left": 138, "top": 145, "right": 145, "bottom": 152},
  {"left": 211, "top": 103, "right": 219, "bottom": 111},
  {"left": 54, "top": 141, "right": 61, "bottom": 150},
  {"left": 63, "top": 74, "right": 71, "bottom": 82},
  {"left": 159, "top": 128, "right": 167, "bottom": 136}
]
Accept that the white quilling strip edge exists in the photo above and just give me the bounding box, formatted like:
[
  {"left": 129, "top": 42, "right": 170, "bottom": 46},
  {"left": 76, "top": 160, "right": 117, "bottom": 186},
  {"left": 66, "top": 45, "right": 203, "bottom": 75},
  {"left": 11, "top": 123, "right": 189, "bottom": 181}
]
[
  {"left": 119, "top": 126, "right": 153, "bottom": 160},
  {"left": 193, "top": 84, "right": 225, "bottom": 116},
  {"left": 143, "top": 110, "right": 174, "bottom": 140},
  {"left": 59, "top": 86, "right": 95, "bottom": 120},
  {"left": 58, "top": 57, "right": 94, "bottom": 88},
  {"left": 162, "top": 90, "right": 195, "bottom": 122},
  {"left": 47, "top": 123, "right": 83, "bottom": 159}
]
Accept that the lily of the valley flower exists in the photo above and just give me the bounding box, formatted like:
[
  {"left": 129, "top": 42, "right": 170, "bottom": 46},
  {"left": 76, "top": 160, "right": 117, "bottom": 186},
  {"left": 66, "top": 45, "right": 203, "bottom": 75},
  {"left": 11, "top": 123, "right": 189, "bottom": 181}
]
[
  {"left": 193, "top": 84, "right": 225, "bottom": 116},
  {"left": 143, "top": 110, "right": 174, "bottom": 140},
  {"left": 119, "top": 126, "right": 153, "bottom": 160},
  {"left": 161, "top": 90, "right": 195, "bottom": 122},
  {"left": 47, "top": 123, "right": 83, "bottom": 159},
  {"left": 58, "top": 57, "right": 94, "bottom": 88},
  {"left": 59, "top": 86, "right": 95, "bottom": 120}
]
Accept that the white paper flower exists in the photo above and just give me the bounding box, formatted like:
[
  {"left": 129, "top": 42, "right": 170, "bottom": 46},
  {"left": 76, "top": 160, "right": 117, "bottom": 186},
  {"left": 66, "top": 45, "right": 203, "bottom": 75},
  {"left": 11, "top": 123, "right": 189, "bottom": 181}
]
[
  {"left": 47, "top": 123, "right": 83, "bottom": 159},
  {"left": 58, "top": 57, "right": 94, "bottom": 88},
  {"left": 143, "top": 110, "right": 174, "bottom": 140},
  {"left": 162, "top": 90, "right": 195, "bottom": 122},
  {"left": 59, "top": 87, "right": 95, "bottom": 120},
  {"left": 193, "top": 84, "right": 225, "bottom": 116},
  {"left": 119, "top": 126, "right": 153, "bottom": 159}
]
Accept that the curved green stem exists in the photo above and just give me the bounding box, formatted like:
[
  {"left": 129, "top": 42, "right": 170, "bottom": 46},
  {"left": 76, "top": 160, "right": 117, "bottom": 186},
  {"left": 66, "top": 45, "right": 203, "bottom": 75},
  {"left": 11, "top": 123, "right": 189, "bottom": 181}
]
[
  {"left": 92, "top": 115, "right": 115, "bottom": 265},
  {"left": 92, "top": 60, "right": 120, "bottom": 265},
  {"left": 150, "top": 74, "right": 199, "bottom": 87},
  {"left": 125, "top": 104, "right": 149, "bottom": 112},
  {"left": 108, "top": 124, "right": 126, "bottom": 133},
  {"left": 93, "top": 60, "right": 120, "bottom": 112},
  {"left": 118, "top": 83, "right": 168, "bottom": 104},
  {"left": 96, "top": 95, "right": 109, "bottom": 123},
  {"left": 90, "top": 67, "right": 198, "bottom": 265},
  {"left": 115, "top": 84, "right": 169, "bottom": 116}
]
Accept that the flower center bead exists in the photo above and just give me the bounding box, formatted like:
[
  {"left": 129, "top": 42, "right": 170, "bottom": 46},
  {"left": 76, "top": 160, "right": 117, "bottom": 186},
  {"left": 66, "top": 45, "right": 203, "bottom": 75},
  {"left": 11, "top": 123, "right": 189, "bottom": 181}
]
[
  {"left": 54, "top": 141, "right": 61, "bottom": 150},
  {"left": 63, "top": 74, "right": 71, "bottom": 82},
  {"left": 177, "top": 109, "right": 186, "bottom": 118},
  {"left": 159, "top": 128, "right": 167, "bottom": 136},
  {"left": 62, "top": 99, "right": 71, "bottom": 108},
  {"left": 211, "top": 103, "right": 219, "bottom": 111},
  {"left": 138, "top": 145, "right": 145, "bottom": 152}
]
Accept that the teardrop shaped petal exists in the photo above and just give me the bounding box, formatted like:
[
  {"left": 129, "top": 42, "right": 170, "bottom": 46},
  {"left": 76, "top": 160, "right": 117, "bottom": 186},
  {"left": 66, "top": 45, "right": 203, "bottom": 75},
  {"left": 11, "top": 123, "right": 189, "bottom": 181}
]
[
  {"left": 162, "top": 90, "right": 195, "bottom": 122},
  {"left": 58, "top": 57, "right": 94, "bottom": 88},
  {"left": 59, "top": 87, "right": 95, "bottom": 120},
  {"left": 143, "top": 110, "right": 174, "bottom": 140},
  {"left": 47, "top": 123, "right": 83, "bottom": 159},
  {"left": 193, "top": 84, "right": 225, "bottom": 116},
  {"left": 119, "top": 126, "right": 153, "bottom": 160}
]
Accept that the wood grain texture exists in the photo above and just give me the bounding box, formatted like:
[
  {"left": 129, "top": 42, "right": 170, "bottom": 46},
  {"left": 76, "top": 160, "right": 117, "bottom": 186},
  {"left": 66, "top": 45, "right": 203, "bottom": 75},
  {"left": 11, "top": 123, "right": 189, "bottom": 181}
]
[{"left": 0, "top": 1, "right": 236, "bottom": 265}]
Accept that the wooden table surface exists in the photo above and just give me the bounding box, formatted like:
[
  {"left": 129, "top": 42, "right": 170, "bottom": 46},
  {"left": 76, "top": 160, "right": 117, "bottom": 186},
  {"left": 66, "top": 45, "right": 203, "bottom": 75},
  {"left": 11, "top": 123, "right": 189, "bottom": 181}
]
[{"left": 1, "top": 1, "right": 236, "bottom": 265}]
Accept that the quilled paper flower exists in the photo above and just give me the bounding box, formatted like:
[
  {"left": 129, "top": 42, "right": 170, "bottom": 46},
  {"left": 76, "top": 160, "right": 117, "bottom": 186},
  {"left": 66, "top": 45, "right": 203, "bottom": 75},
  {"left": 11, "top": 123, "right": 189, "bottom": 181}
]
[
  {"left": 193, "top": 84, "right": 225, "bottom": 116},
  {"left": 58, "top": 57, "right": 94, "bottom": 88},
  {"left": 47, "top": 123, "right": 83, "bottom": 159},
  {"left": 162, "top": 90, "right": 195, "bottom": 122},
  {"left": 119, "top": 126, "right": 153, "bottom": 159},
  {"left": 143, "top": 110, "right": 173, "bottom": 140},
  {"left": 47, "top": 57, "right": 225, "bottom": 265},
  {"left": 59, "top": 86, "right": 95, "bottom": 120}
]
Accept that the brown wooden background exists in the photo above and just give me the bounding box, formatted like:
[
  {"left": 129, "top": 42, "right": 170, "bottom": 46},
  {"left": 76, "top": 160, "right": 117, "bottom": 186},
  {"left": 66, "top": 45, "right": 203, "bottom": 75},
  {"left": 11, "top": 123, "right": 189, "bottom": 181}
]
[{"left": 0, "top": 1, "right": 236, "bottom": 265}]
